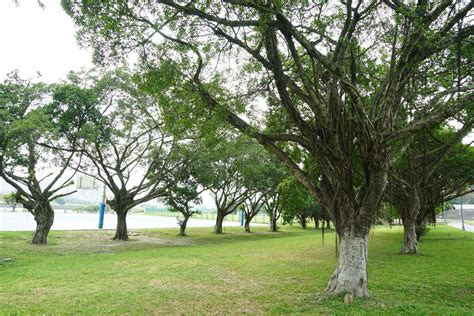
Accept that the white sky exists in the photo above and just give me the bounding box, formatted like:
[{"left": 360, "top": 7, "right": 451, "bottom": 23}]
[
  {"left": 0, "top": 1, "right": 215, "bottom": 208},
  {"left": 0, "top": 1, "right": 93, "bottom": 83}
]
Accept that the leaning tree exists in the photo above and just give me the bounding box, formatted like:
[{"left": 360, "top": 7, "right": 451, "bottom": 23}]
[
  {"left": 65, "top": 0, "right": 474, "bottom": 297},
  {"left": 0, "top": 73, "right": 82, "bottom": 244}
]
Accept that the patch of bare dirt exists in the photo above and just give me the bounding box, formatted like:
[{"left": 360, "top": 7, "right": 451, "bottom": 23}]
[{"left": 50, "top": 230, "right": 192, "bottom": 254}]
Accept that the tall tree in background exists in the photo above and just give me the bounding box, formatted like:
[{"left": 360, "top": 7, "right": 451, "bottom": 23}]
[
  {"left": 162, "top": 145, "right": 205, "bottom": 236},
  {"left": 194, "top": 134, "right": 252, "bottom": 234},
  {"left": 65, "top": 0, "right": 474, "bottom": 297},
  {"left": 278, "top": 176, "right": 318, "bottom": 230},
  {"left": 0, "top": 73, "right": 81, "bottom": 244},
  {"left": 240, "top": 144, "right": 287, "bottom": 233},
  {"left": 387, "top": 123, "right": 472, "bottom": 253}
]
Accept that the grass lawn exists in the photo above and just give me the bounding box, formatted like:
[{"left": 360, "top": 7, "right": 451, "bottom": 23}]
[{"left": 0, "top": 224, "right": 472, "bottom": 314}]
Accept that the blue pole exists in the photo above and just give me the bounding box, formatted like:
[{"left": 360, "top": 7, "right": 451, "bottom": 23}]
[
  {"left": 98, "top": 202, "right": 105, "bottom": 229},
  {"left": 240, "top": 209, "right": 244, "bottom": 226},
  {"left": 98, "top": 183, "right": 106, "bottom": 229}
]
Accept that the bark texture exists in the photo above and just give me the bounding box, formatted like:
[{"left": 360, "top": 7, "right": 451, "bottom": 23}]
[
  {"left": 402, "top": 219, "right": 418, "bottom": 254},
  {"left": 114, "top": 212, "right": 129, "bottom": 240},
  {"left": 215, "top": 211, "right": 225, "bottom": 234},
  {"left": 32, "top": 203, "right": 55, "bottom": 244},
  {"left": 326, "top": 231, "right": 369, "bottom": 297}
]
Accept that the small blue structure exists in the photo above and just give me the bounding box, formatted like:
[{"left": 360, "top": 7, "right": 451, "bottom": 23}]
[{"left": 98, "top": 202, "right": 105, "bottom": 229}]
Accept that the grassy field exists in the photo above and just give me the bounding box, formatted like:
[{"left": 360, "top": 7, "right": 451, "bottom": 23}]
[{"left": 0, "top": 225, "right": 472, "bottom": 314}]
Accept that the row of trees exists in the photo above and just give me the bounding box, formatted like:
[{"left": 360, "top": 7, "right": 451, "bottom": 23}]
[{"left": 1, "top": 69, "right": 330, "bottom": 242}]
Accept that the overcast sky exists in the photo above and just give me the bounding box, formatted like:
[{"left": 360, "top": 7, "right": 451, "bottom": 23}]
[{"left": 0, "top": 1, "right": 93, "bottom": 83}]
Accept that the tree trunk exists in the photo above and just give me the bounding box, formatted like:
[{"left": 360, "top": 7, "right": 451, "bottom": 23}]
[
  {"left": 215, "top": 211, "right": 225, "bottom": 234},
  {"left": 179, "top": 215, "right": 190, "bottom": 236},
  {"left": 298, "top": 214, "right": 307, "bottom": 229},
  {"left": 402, "top": 218, "right": 418, "bottom": 254},
  {"left": 244, "top": 214, "right": 251, "bottom": 233},
  {"left": 313, "top": 215, "right": 319, "bottom": 229},
  {"left": 326, "top": 219, "right": 331, "bottom": 229},
  {"left": 326, "top": 230, "right": 369, "bottom": 297},
  {"left": 270, "top": 217, "right": 278, "bottom": 232},
  {"left": 32, "top": 203, "right": 54, "bottom": 245},
  {"left": 12, "top": 204, "right": 16, "bottom": 212},
  {"left": 113, "top": 211, "right": 129, "bottom": 240}
]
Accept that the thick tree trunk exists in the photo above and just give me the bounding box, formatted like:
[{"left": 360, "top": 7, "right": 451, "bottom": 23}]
[
  {"left": 326, "top": 219, "right": 331, "bottom": 229},
  {"left": 32, "top": 203, "right": 54, "bottom": 245},
  {"left": 402, "top": 218, "right": 418, "bottom": 254},
  {"left": 326, "top": 230, "right": 369, "bottom": 297},
  {"left": 215, "top": 211, "right": 225, "bottom": 234},
  {"left": 179, "top": 216, "right": 190, "bottom": 236},
  {"left": 113, "top": 211, "right": 129, "bottom": 240}
]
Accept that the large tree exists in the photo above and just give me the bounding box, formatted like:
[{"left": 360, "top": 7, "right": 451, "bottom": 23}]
[
  {"left": 0, "top": 73, "right": 80, "bottom": 244},
  {"left": 57, "top": 70, "right": 186, "bottom": 240},
  {"left": 65, "top": 0, "right": 474, "bottom": 296}
]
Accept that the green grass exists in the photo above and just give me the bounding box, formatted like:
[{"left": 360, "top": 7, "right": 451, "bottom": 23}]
[{"left": 0, "top": 225, "right": 472, "bottom": 314}]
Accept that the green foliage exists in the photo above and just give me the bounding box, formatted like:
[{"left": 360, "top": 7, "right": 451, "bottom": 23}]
[
  {"left": 278, "top": 176, "right": 318, "bottom": 227},
  {"left": 1, "top": 192, "right": 18, "bottom": 207}
]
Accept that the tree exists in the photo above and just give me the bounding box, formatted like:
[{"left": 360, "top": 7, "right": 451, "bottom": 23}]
[
  {"left": 193, "top": 134, "right": 251, "bottom": 234},
  {"left": 415, "top": 142, "right": 474, "bottom": 238},
  {"left": 161, "top": 146, "right": 205, "bottom": 236},
  {"left": 278, "top": 176, "right": 317, "bottom": 230},
  {"left": 264, "top": 193, "right": 282, "bottom": 232},
  {"left": 2, "top": 192, "right": 18, "bottom": 212},
  {"left": 241, "top": 193, "right": 265, "bottom": 233},
  {"left": 57, "top": 70, "right": 186, "bottom": 240},
  {"left": 0, "top": 73, "right": 80, "bottom": 244},
  {"left": 64, "top": 0, "right": 474, "bottom": 297},
  {"left": 386, "top": 123, "right": 473, "bottom": 253},
  {"left": 239, "top": 143, "right": 287, "bottom": 233}
]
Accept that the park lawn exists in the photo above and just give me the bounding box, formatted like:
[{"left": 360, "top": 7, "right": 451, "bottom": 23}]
[{"left": 0, "top": 225, "right": 472, "bottom": 315}]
